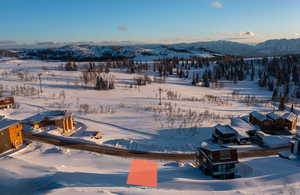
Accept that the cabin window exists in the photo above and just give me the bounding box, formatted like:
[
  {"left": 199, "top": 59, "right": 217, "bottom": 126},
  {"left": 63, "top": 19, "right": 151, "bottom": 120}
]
[
  {"left": 219, "top": 150, "right": 232, "bottom": 160},
  {"left": 218, "top": 164, "right": 227, "bottom": 172}
]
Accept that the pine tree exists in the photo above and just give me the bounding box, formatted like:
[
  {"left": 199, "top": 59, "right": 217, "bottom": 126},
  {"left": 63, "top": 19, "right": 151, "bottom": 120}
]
[
  {"left": 291, "top": 104, "right": 294, "bottom": 113},
  {"left": 279, "top": 97, "right": 285, "bottom": 111},
  {"left": 272, "top": 88, "right": 278, "bottom": 100}
]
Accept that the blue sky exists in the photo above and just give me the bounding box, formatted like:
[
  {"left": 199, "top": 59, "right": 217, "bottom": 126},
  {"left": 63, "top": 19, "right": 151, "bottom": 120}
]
[{"left": 1, "top": 0, "right": 300, "bottom": 44}]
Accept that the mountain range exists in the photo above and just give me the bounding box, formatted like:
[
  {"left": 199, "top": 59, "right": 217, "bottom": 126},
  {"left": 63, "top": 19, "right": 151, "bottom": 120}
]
[{"left": 2, "top": 38, "right": 300, "bottom": 58}]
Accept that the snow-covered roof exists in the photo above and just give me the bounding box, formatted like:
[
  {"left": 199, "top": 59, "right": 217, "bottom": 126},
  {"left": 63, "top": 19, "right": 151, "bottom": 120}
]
[
  {"left": 48, "top": 112, "right": 73, "bottom": 121},
  {"left": 267, "top": 112, "right": 282, "bottom": 120},
  {"left": 23, "top": 110, "right": 66, "bottom": 124},
  {"left": 215, "top": 124, "right": 237, "bottom": 135},
  {"left": 0, "top": 96, "right": 13, "bottom": 101},
  {"left": 198, "top": 141, "right": 234, "bottom": 152},
  {"left": 267, "top": 111, "right": 297, "bottom": 122},
  {"left": 256, "top": 132, "right": 291, "bottom": 148},
  {"left": 250, "top": 111, "right": 267, "bottom": 121},
  {"left": 231, "top": 117, "right": 258, "bottom": 137},
  {"left": 0, "top": 119, "right": 19, "bottom": 131},
  {"left": 282, "top": 112, "right": 297, "bottom": 122}
]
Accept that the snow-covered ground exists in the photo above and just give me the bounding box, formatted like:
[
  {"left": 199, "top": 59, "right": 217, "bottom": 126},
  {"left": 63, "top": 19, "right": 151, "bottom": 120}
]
[
  {"left": 1, "top": 142, "right": 300, "bottom": 195},
  {"left": 1, "top": 59, "right": 300, "bottom": 194},
  {"left": 0, "top": 59, "right": 276, "bottom": 152}
]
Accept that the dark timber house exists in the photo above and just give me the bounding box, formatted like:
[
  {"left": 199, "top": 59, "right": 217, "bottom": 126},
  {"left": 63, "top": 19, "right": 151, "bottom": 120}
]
[
  {"left": 0, "top": 97, "right": 14, "bottom": 109},
  {"left": 196, "top": 142, "right": 238, "bottom": 179},
  {"left": 212, "top": 124, "right": 237, "bottom": 144},
  {"left": 249, "top": 111, "right": 298, "bottom": 134},
  {"left": 0, "top": 119, "right": 23, "bottom": 154},
  {"left": 249, "top": 111, "right": 269, "bottom": 129}
]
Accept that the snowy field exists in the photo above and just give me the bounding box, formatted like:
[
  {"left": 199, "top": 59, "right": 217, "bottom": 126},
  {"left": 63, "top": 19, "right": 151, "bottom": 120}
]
[
  {"left": 0, "top": 59, "right": 277, "bottom": 152},
  {"left": 1, "top": 58, "right": 300, "bottom": 194},
  {"left": 1, "top": 142, "right": 300, "bottom": 195}
]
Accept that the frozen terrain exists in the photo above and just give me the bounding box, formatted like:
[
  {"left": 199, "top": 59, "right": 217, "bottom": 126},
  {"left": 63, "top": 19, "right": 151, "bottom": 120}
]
[
  {"left": 1, "top": 58, "right": 299, "bottom": 194},
  {"left": 0, "top": 59, "right": 277, "bottom": 152},
  {"left": 1, "top": 142, "right": 300, "bottom": 195}
]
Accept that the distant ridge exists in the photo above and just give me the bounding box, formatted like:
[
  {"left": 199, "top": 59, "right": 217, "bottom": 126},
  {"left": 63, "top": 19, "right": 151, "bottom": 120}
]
[{"left": 2, "top": 38, "right": 300, "bottom": 57}]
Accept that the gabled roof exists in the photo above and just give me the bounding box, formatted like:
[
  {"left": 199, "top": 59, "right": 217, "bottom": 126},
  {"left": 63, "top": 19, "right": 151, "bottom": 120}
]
[
  {"left": 267, "top": 112, "right": 282, "bottom": 120},
  {"left": 48, "top": 112, "right": 73, "bottom": 121},
  {"left": 266, "top": 111, "right": 297, "bottom": 122},
  {"left": 0, "top": 119, "right": 19, "bottom": 131},
  {"left": 250, "top": 111, "right": 267, "bottom": 121},
  {"left": 23, "top": 110, "right": 66, "bottom": 124},
  {"left": 282, "top": 112, "right": 297, "bottom": 122},
  {"left": 231, "top": 117, "right": 258, "bottom": 137},
  {"left": 215, "top": 124, "right": 237, "bottom": 135}
]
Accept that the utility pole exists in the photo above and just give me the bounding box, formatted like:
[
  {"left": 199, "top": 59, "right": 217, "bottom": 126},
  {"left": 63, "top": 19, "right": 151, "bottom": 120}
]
[
  {"left": 38, "top": 73, "right": 43, "bottom": 94},
  {"left": 159, "top": 88, "right": 162, "bottom": 105}
]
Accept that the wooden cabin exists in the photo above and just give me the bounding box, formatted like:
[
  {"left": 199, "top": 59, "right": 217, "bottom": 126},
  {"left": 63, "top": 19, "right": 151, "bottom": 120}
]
[
  {"left": 0, "top": 120, "right": 23, "bottom": 154},
  {"left": 212, "top": 125, "right": 237, "bottom": 144},
  {"left": 196, "top": 142, "right": 238, "bottom": 179},
  {"left": 0, "top": 97, "right": 14, "bottom": 109},
  {"left": 23, "top": 110, "right": 75, "bottom": 136},
  {"left": 266, "top": 111, "right": 298, "bottom": 133},
  {"left": 23, "top": 110, "right": 66, "bottom": 129}
]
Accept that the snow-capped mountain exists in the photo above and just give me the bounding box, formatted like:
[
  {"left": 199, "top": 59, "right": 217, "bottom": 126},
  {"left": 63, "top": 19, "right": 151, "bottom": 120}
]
[
  {"left": 7, "top": 38, "right": 300, "bottom": 59},
  {"left": 21, "top": 44, "right": 219, "bottom": 60},
  {"left": 255, "top": 38, "right": 300, "bottom": 55}
]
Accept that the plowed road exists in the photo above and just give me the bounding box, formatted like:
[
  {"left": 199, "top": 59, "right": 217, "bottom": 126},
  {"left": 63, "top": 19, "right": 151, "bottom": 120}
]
[{"left": 24, "top": 132, "right": 289, "bottom": 161}]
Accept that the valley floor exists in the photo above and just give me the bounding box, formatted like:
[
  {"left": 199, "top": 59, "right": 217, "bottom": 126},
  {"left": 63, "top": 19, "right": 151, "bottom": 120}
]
[{"left": 0, "top": 59, "right": 299, "bottom": 194}]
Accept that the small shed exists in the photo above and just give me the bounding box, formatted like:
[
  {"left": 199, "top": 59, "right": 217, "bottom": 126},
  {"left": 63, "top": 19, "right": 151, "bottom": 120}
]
[
  {"left": 196, "top": 142, "right": 238, "bottom": 179},
  {"left": 212, "top": 125, "right": 237, "bottom": 144},
  {"left": 0, "top": 97, "right": 14, "bottom": 109},
  {"left": 0, "top": 119, "right": 23, "bottom": 154}
]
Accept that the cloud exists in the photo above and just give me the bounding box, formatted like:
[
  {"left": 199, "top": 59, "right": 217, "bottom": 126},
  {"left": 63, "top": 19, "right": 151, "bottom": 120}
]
[
  {"left": 117, "top": 25, "right": 128, "bottom": 31},
  {"left": 211, "top": 1, "right": 223, "bottom": 8},
  {"left": 0, "top": 40, "right": 17, "bottom": 45},
  {"left": 240, "top": 32, "right": 255, "bottom": 36}
]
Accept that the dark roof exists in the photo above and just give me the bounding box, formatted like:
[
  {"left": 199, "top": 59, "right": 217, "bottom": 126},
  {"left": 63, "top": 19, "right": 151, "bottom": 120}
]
[
  {"left": 48, "top": 112, "right": 73, "bottom": 121},
  {"left": 215, "top": 124, "right": 237, "bottom": 135},
  {"left": 0, "top": 119, "right": 19, "bottom": 131},
  {"left": 250, "top": 111, "right": 267, "bottom": 121},
  {"left": 267, "top": 112, "right": 282, "bottom": 120},
  {"left": 266, "top": 111, "right": 297, "bottom": 122},
  {"left": 23, "top": 110, "right": 66, "bottom": 124},
  {"left": 198, "top": 142, "right": 238, "bottom": 165}
]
